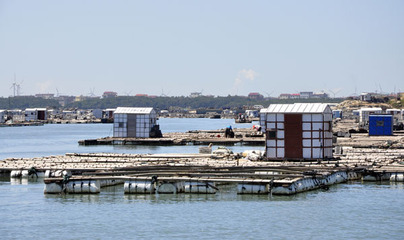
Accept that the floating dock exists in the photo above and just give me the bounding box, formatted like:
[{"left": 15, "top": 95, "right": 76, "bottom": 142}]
[
  {"left": 2, "top": 146, "right": 404, "bottom": 195},
  {"left": 78, "top": 128, "right": 265, "bottom": 146}
]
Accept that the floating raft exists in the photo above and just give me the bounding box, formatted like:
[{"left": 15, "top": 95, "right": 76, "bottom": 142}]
[
  {"left": 78, "top": 128, "right": 265, "bottom": 146},
  {"left": 2, "top": 147, "right": 404, "bottom": 195},
  {"left": 42, "top": 170, "right": 361, "bottom": 195}
]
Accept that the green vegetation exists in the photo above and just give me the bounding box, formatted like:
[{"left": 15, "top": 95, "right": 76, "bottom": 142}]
[
  {"left": 0, "top": 96, "right": 61, "bottom": 109},
  {"left": 0, "top": 95, "right": 344, "bottom": 110},
  {"left": 389, "top": 93, "right": 404, "bottom": 108},
  {"left": 66, "top": 96, "right": 344, "bottom": 110}
]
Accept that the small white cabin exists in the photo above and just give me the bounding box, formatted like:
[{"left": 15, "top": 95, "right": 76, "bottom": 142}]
[
  {"left": 25, "top": 108, "right": 47, "bottom": 121},
  {"left": 0, "top": 110, "right": 6, "bottom": 123},
  {"left": 8, "top": 109, "right": 24, "bottom": 122},
  {"left": 103, "top": 108, "right": 116, "bottom": 119},
  {"left": 359, "top": 108, "right": 383, "bottom": 125},
  {"left": 260, "top": 103, "right": 333, "bottom": 160},
  {"left": 386, "top": 109, "right": 402, "bottom": 119},
  {"left": 245, "top": 110, "right": 259, "bottom": 118},
  {"left": 113, "top": 107, "right": 157, "bottom": 138}
]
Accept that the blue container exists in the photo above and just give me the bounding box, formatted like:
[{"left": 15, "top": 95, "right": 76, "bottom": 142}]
[
  {"left": 369, "top": 115, "right": 393, "bottom": 136},
  {"left": 332, "top": 110, "right": 342, "bottom": 119}
]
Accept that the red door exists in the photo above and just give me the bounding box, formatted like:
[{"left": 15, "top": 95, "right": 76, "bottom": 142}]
[
  {"left": 38, "top": 111, "right": 45, "bottom": 120},
  {"left": 284, "top": 114, "right": 302, "bottom": 159}
]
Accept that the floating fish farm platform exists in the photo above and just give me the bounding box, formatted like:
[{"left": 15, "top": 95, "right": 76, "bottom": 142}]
[{"left": 2, "top": 147, "right": 404, "bottom": 196}]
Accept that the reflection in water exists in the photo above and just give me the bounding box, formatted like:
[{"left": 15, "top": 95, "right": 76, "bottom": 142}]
[
  {"left": 389, "top": 182, "right": 404, "bottom": 189},
  {"left": 45, "top": 192, "right": 101, "bottom": 203},
  {"left": 10, "top": 178, "right": 29, "bottom": 185}
]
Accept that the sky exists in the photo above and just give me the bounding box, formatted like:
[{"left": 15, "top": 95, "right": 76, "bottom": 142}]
[{"left": 0, "top": 0, "right": 403, "bottom": 98}]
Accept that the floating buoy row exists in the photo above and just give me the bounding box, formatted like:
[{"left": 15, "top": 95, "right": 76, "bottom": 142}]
[
  {"left": 10, "top": 169, "right": 71, "bottom": 178},
  {"left": 271, "top": 171, "right": 362, "bottom": 195},
  {"left": 123, "top": 180, "right": 217, "bottom": 194},
  {"left": 237, "top": 183, "right": 269, "bottom": 194}
]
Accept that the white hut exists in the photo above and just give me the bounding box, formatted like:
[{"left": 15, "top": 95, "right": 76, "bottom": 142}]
[
  {"left": 8, "top": 109, "right": 24, "bottom": 122},
  {"left": 358, "top": 108, "right": 383, "bottom": 126},
  {"left": 0, "top": 110, "right": 6, "bottom": 123},
  {"left": 25, "top": 108, "right": 47, "bottom": 121},
  {"left": 260, "top": 103, "right": 333, "bottom": 160},
  {"left": 113, "top": 107, "right": 157, "bottom": 138},
  {"left": 103, "top": 108, "right": 116, "bottom": 119}
]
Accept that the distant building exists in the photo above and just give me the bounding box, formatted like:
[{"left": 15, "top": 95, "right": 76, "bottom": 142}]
[
  {"left": 113, "top": 107, "right": 158, "bottom": 138},
  {"left": 25, "top": 108, "right": 47, "bottom": 121},
  {"left": 190, "top": 92, "right": 202, "bottom": 98},
  {"left": 35, "top": 93, "right": 55, "bottom": 99},
  {"left": 290, "top": 94, "right": 300, "bottom": 99},
  {"left": 102, "top": 91, "right": 118, "bottom": 98},
  {"left": 279, "top": 91, "right": 329, "bottom": 99},
  {"left": 279, "top": 94, "right": 291, "bottom": 99},
  {"left": 360, "top": 93, "right": 372, "bottom": 102},
  {"left": 299, "top": 92, "right": 313, "bottom": 99},
  {"left": 312, "top": 92, "right": 329, "bottom": 98},
  {"left": 260, "top": 103, "right": 333, "bottom": 160},
  {"left": 135, "top": 94, "right": 148, "bottom": 97},
  {"left": 248, "top": 92, "right": 264, "bottom": 100},
  {"left": 253, "top": 105, "right": 264, "bottom": 110}
]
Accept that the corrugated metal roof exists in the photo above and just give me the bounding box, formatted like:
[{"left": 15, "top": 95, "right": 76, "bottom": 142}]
[
  {"left": 114, "top": 107, "right": 154, "bottom": 114},
  {"left": 25, "top": 108, "right": 47, "bottom": 111},
  {"left": 260, "top": 103, "right": 331, "bottom": 113},
  {"left": 359, "top": 108, "right": 382, "bottom": 112}
]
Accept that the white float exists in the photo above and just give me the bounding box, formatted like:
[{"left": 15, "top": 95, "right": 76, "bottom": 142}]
[
  {"left": 237, "top": 183, "right": 269, "bottom": 194},
  {"left": 44, "top": 170, "right": 72, "bottom": 178},
  {"left": 156, "top": 182, "right": 184, "bottom": 194},
  {"left": 390, "top": 173, "right": 404, "bottom": 182},
  {"left": 10, "top": 170, "right": 22, "bottom": 178},
  {"left": 65, "top": 180, "right": 100, "bottom": 193},
  {"left": 124, "top": 180, "right": 155, "bottom": 194},
  {"left": 44, "top": 183, "right": 63, "bottom": 194},
  {"left": 184, "top": 181, "right": 217, "bottom": 194}
]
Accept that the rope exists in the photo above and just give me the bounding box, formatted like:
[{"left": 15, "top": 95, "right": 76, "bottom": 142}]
[{"left": 28, "top": 167, "right": 38, "bottom": 178}]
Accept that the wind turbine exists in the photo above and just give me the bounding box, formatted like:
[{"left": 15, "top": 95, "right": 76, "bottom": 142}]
[
  {"left": 88, "top": 87, "right": 96, "bottom": 97},
  {"left": 16, "top": 80, "right": 23, "bottom": 96},
  {"left": 264, "top": 91, "right": 274, "bottom": 98},
  {"left": 161, "top": 89, "right": 170, "bottom": 97},
  {"left": 123, "top": 90, "right": 133, "bottom": 96},
  {"left": 328, "top": 88, "right": 342, "bottom": 98}
]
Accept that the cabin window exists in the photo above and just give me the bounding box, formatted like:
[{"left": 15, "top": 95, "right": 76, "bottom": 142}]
[
  {"left": 376, "top": 121, "right": 384, "bottom": 127},
  {"left": 118, "top": 122, "right": 124, "bottom": 128},
  {"left": 267, "top": 130, "right": 277, "bottom": 139}
]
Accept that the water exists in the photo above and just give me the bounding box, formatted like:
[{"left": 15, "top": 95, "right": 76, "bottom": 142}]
[
  {"left": 1, "top": 118, "right": 404, "bottom": 239},
  {"left": 0, "top": 118, "right": 260, "bottom": 159}
]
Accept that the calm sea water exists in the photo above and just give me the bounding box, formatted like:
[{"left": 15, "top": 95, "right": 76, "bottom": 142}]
[{"left": 1, "top": 118, "right": 403, "bottom": 240}]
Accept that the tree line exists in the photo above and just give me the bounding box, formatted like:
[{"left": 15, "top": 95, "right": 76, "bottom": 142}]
[{"left": 0, "top": 96, "right": 344, "bottom": 110}]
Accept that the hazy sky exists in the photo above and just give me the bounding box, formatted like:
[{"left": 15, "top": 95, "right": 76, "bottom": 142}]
[{"left": 1, "top": 0, "right": 403, "bottom": 98}]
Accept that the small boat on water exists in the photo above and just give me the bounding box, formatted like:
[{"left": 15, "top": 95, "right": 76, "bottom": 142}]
[{"left": 235, "top": 114, "right": 252, "bottom": 123}]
